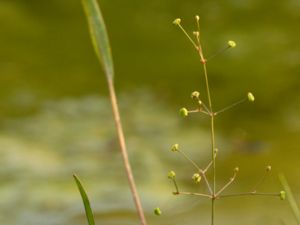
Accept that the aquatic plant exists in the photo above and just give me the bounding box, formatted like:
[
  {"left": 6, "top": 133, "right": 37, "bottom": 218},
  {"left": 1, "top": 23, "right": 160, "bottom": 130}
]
[{"left": 160, "top": 16, "right": 285, "bottom": 225}]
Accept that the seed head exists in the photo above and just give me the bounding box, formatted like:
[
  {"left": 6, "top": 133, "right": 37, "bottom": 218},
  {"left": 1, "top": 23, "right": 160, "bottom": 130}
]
[
  {"left": 191, "top": 91, "right": 200, "bottom": 100},
  {"left": 192, "top": 173, "right": 201, "bottom": 183},
  {"left": 280, "top": 191, "right": 286, "bottom": 200},
  {"left": 173, "top": 18, "right": 181, "bottom": 25},
  {"left": 171, "top": 143, "right": 179, "bottom": 152},
  {"left": 154, "top": 207, "right": 162, "bottom": 216},
  {"left": 168, "top": 170, "right": 176, "bottom": 179},
  {"left": 228, "top": 40, "right": 236, "bottom": 48},
  {"left": 179, "top": 108, "right": 189, "bottom": 117},
  {"left": 247, "top": 92, "right": 255, "bottom": 102}
]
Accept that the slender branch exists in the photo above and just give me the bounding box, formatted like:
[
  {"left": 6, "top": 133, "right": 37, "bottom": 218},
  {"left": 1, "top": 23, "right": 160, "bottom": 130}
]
[
  {"left": 252, "top": 170, "right": 268, "bottom": 192},
  {"left": 203, "top": 149, "right": 218, "bottom": 173},
  {"left": 188, "top": 109, "right": 210, "bottom": 116},
  {"left": 214, "top": 98, "right": 247, "bottom": 116},
  {"left": 107, "top": 79, "right": 147, "bottom": 225},
  {"left": 177, "top": 24, "right": 198, "bottom": 50},
  {"left": 172, "top": 178, "right": 180, "bottom": 194},
  {"left": 201, "top": 101, "right": 212, "bottom": 115},
  {"left": 216, "top": 171, "right": 238, "bottom": 196},
  {"left": 218, "top": 192, "right": 280, "bottom": 199},
  {"left": 206, "top": 46, "right": 230, "bottom": 62},
  {"left": 200, "top": 170, "right": 213, "bottom": 195},
  {"left": 178, "top": 150, "right": 201, "bottom": 171},
  {"left": 195, "top": 23, "right": 216, "bottom": 225},
  {"left": 177, "top": 191, "right": 212, "bottom": 199}
]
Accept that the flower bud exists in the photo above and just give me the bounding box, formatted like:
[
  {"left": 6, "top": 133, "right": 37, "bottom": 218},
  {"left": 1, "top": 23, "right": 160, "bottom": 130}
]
[
  {"left": 228, "top": 40, "right": 236, "bottom": 48},
  {"left": 193, "top": 31, "right": 199, "bottom": 38},
  {"left": 168, "top": 170, "right": 176, "bottom": 179},
  {"left": 195, "top": 15, "right": 200, "bottom": 21},
  {"left": 173, "top": 18, "right": 181, "bottom": 25},
  {"left": 171, "top": 143, "right": 179, "bottom": 152},
  {"left": 280, "top": 191, "right": 286, "bottom": 200},
  {"left": 234, "top": 167, "right": 239, "bottom": 173},
  {"left": 247, "top": 92, "right": 255, "bottom": 102},
  {"left": 192, "top": 173, "right": 201, "bottom": 183},
  {"left": 154, "top": 207, "right": 162, "bottom": 216},
  {"left": 191, "top": 91, "right": 200, "bottom": 100},
  {"left": 179, "top": 108, "right": 189, "bottom": 117},
  {"left": 266, "top": 165, "right": 272, "bottom": 172}
]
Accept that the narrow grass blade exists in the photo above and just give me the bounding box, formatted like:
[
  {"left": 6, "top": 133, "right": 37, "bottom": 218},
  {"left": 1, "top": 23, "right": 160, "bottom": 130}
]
[
  {"left": 279, "top": 173, "right": 300, "bottom": 224},
  {"left": 82, "top": 0, "right": 114, "bottom": 80},
  {"left": 73, "top": 174, "right": 96, "bottom": 225}
]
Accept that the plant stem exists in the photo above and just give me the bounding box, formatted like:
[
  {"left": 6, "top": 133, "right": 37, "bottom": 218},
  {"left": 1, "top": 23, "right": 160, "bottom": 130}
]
[
  {"left": 195, "top": 22, "right": 216, "bottom": 225},
  {"left": 178, "top": 191, "right": 212, "bottom": 199},
  {"left": 198, "top": 48, "right": 216, "bottom": 225},
  {"left": 218, "top": 192, "right": 280, "bottom": 199},
  {"left": 107, "top": 79, "right": 147, "bottom": 225}
]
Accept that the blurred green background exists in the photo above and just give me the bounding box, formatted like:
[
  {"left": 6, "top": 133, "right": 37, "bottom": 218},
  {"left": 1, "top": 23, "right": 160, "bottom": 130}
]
[{"left": 0, "top": 0, "right": 300, "bottom": 224}]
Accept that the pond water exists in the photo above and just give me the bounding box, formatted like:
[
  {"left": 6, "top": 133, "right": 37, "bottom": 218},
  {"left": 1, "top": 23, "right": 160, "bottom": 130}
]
[{"left": 0, "top": 0, "right": 300, "bottom": 224}]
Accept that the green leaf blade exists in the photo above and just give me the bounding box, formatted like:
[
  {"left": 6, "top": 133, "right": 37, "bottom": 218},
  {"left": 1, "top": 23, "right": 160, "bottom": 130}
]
[
  {"left": 73, "top": 174, "right": 96, "bottom": 225},
  {"left": 82, "top": 0, "right": 114, "bottom": 80}
]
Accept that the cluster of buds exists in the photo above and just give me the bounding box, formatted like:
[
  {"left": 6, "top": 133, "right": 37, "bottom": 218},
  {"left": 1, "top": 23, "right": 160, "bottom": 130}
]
[{"left": 192, "top": 173, "right": 201, "bottom": 184}]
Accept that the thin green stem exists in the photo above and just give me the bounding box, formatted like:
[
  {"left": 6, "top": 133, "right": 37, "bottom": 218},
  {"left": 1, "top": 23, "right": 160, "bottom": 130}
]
[
  {"left": 214, "top": 98, "right": 247, "bottom": 116},
  {"left": 188, "top": 109, "right": 210, "bottom": 116},
  {"left": 177, "top": 24, "right": 198, "bottom": 50},
  {"left": 172, "top": 178, "right": 179, "bottom": 194},
  {"left": 216, "top": 172, "right": 238, "bottom": 196},
  {"left": 178, "top": 150, "right": 201, "bottom": 171},
  {"left": 218, "top": 192, "right": 280, "bottom": 199},
  {"left": 178, "top": 191, "right": 212, "bottom": 199},
  {"left": 212, "top": 199, "right": 215, "bottom": 225},
  {"left": 196, "top": 31, "right": 215, "bottom": 225},
  {"left": 252, "top": 170, "right": 268, "bottom": 192},
  {"left": 206, "top": 46, "right": 230, "bottom": 62},
  {"left": 177, "top": 150, "right": 212, "bottom": 194},
  {"left": 200, "top": 171, "right": 213, "bottom": 195}
]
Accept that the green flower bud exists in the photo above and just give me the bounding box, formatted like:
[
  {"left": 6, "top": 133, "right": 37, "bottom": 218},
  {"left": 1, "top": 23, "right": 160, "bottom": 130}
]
[
  {"left": 228, "top": 40, "right": 236, "bottom": 48},
  {"left": 191, "top": 91, "right": 200, "bottom": 100},
  {"left": 173, "top": 18, "right": 181, "bottom": 25},
  {"left": 247, "top": 92, "right": 255, "bottom": 102},
  {"left": 193, "top": 31, "right": 199, "bottom": 38},
  {"left": 168, "top": 170, "right": 176, "bottom": 179},
  {"left": 266, "top": 165, "right": 272, "bottom": 172},
  {"left": 234, "top": 167, "right": 239, "bottom": 173},
  {"left": 192, "top": 173, "right": 201, "bottom": 183},
  {"left": 280, "top": 191, "right": 286, "bottom": 200},
  {"left": 179, "top": 108, "right": 189, "bottom": 117},
  {"left": 154, "top": 207, "right": 162, "bottom": 216},
  {"left": 171, "top": 143, "right": 179, "bottom": 152}
]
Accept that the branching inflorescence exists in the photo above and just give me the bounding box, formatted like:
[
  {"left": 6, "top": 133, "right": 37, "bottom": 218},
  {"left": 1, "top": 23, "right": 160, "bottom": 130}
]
[{"left": 154, "top": 16, "right": 285, "bottom": 225}]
